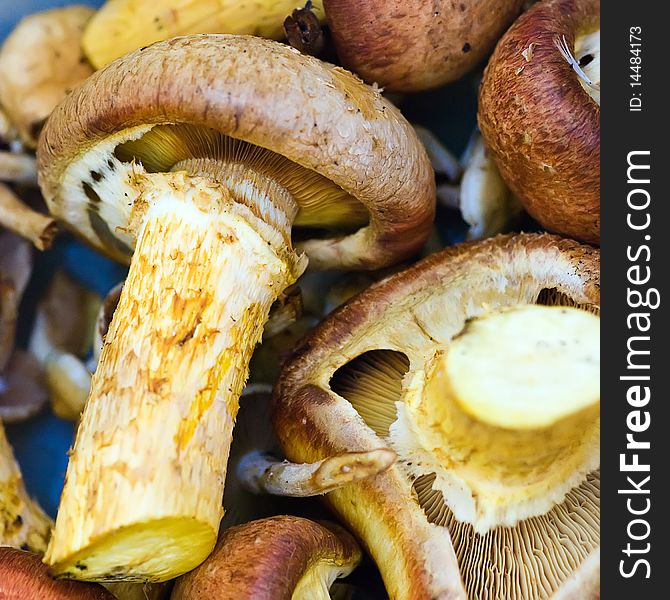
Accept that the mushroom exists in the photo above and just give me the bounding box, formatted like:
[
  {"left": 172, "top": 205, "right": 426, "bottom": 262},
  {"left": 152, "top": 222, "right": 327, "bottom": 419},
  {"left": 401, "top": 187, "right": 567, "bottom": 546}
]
[
  {"left": 82, "top": 0, "right": 327, "bottom": 68},
  {"left": 272, "top": 233, "right": 600, "bottom": 599},
  {"left": 323, "top": 0, "right": 525, "bottom": 91},
  {"left": 0, "top": 184, "right": 57, "bottom": 250},
  {"left": 436, "top": 131, "right": 523, "bottom": 240},
  {"left": 0, "top": 231, "right": 49, "bottom": 422},
  {"left": 478, "top": 0, "right": 600, "bottom": 243},
  {"left": 224, "top": 389, "right": 395, "bottom": 530},
  {"left": 37, "top": 35, "right": 434, "bottom": 581},
  {"left": 0, "top": 547, "right": 115, "bottom": 599},
  {"left": 0, "top": 6, "right": 95, "bottom": 149},
  {"left": 171, "top": 516, "right": 361, "bottom": 600},
  {"left": 0, "top": 423, "right": 52, "bottom": 553},
  {"left": 28, "top": 271, "right": 102, "bottom": 420}
]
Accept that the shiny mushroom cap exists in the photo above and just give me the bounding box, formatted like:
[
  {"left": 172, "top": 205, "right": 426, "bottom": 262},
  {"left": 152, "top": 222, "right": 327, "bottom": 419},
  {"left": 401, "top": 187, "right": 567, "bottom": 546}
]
[
  {"left": 37, "top": 34, "right": 435, "bottom": 270},
  {"left": 0, "top": 547, "right": 114, "bottom": 599},
  {"left": 273, "top": 233, "right": 600, "bottom": 600},
  {"left": 172, "top": 516, "right": 361, "bottom": 600},
  {"left": 324, "top": 0, "right": 524, "bottom": 91},
  {"left": 478, "top": 0, "right": 600, "bottom": 243}
]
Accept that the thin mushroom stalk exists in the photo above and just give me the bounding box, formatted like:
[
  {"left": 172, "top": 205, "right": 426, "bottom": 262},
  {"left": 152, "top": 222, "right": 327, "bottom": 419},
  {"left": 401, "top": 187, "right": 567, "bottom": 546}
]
[
  {"left": 0, "top": 422, "right": 52, "bottom": 553},
  {"left": 46, "top": 170, "right": 305, "bottom": 581},
  {"left": 0, "top": 151, "right": 37, "bottom": 185},
  {"left": 0, "top": 183, "right": 57, "bottom": 250},
  {"left": 238, "top": 448, "right": 396, "bottom": 496}
]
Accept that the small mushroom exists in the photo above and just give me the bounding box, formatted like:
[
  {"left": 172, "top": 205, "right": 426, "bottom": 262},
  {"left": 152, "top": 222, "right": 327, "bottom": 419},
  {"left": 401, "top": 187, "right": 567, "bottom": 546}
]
[
  {"left": 478, "top": 0, "right": 600, "bottom": 243},
  {"left": 436, "top": 132, "right": 523, "bottom": 240},
  {"left": 0, "top": 6, "right": 95, "bottom": 149},
  {"left": 229, "top": 390, "right": 394, "bottom": 524},
  {"left": 37, "top": 35, "right": 434, "bottom": 582},
  {"left": 0, "top": 423, "right": 52, "bottom": 553},
  {"left": 0, "top": 547, "right": 114, "bottom": 599},
  {"left": 273, "top": 233, "right": 600, "bottom": 599},
  {"left": 323, "top": 0, "right": 525, "bottom": 91},
  {"left": 82, "top": 0, "right": 327, "bottom": 68},
  {"left": 0, "top": 184, "right": 57, "bottom": 250},
  {"left": 171, "top": 516, "right": 362, "bottom": 600}
]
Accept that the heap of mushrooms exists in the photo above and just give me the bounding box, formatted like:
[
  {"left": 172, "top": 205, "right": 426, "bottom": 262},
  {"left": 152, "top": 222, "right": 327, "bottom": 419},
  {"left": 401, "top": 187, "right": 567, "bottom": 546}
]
[
  {"left": 478, "top": 0, "right": 600, "bottom": 243},
  {"left": 273, "top": 233, "right": 600, "bottom": 599},
  {"left": 36, "top": 34, "right": 434, "bottom": 581}
]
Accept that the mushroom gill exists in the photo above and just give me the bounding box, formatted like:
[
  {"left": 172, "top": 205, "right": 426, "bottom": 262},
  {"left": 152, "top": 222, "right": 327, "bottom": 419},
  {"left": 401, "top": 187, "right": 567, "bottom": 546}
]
[
  {"left": 114, "top": 124, "right": 369, "bottom": 231},
  {"left": 329, "top": 349, "right": 410, "bottom": 437},
  {"left": 413, "top": 472, "right": 599, "bottom": 600}
]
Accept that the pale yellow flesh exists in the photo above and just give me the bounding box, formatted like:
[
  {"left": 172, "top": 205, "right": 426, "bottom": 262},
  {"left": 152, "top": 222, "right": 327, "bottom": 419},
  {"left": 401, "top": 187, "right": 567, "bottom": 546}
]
[
  {"left": 0, "top": 422, "right": 53, "bottom": 553},
  {"left": 447, "top": 305, "right": 599, "bottom": 429},
  {"left": 292, "top": 557, "right": 357, "bottom": 600},
  {"left": 391, "top": 304, "right": 600, "bottom": 532},
  {"left": 44, "top": 173, "right": 300, "bottom": 581},
  {"left": 83, "top": 0, "right": 326, "bottom": 68}
]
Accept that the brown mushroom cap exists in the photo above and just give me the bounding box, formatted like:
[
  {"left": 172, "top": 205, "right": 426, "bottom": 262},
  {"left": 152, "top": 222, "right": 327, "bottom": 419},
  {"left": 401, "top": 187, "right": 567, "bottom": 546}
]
[
  {"left": 478, "top": 0, "right": 600, "bottom": 243},
  {"left": 37, "top": 34, "right": 435, "bottom": 270},
  {"left": 324, "top": 0, "right": 524, "bottom": 91},
  {"left": 272, "top": 233, "right": 599, "bottom": 599},
  {"left": 0, "top": 547, "right": 115, "bottom": 599},
  {"left": 171, "top": 516, "right": 361, "bottom": 600},
  {"left": 0, "top": 6, "right": 95, "bottom": 148}
]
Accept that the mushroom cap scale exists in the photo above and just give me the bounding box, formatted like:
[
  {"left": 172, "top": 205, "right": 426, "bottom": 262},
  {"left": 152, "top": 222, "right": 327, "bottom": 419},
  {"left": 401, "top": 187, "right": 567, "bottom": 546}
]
[
  {"left": 171, "top": 516, "right": 361, "bottom": 600},
  {"left": 273, "top": 233, "right": 600, "bottom": 599},
  {"left": 478, "top": 0, "right": 600, "bottom": 243},
  {"left": 38, "top": 34, "right": 435, "bottom": 270}
]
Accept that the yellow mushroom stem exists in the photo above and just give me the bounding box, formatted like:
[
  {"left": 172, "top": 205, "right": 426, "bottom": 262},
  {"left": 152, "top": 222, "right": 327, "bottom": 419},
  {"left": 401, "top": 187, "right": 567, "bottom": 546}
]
[
  {"left": 0, "top": 421, "right": 52, "bottom": 553},
  {"left": 44, "top": 169, "right": 305, "bottom": 582},
  {"left": 83, "top": 0, "right": 326, "bottom": 68},
  {"left": 238, "top": 448, "right": 396, "bottom": 497},
  {"left": 0, "top": 151, "right": 37, "bottom": 185},
  {"left": 0, "top": 183, "right": 57, "bottom": 250},
  {"left": 396, "top": 304, "right": 600, "bottom": 533}
]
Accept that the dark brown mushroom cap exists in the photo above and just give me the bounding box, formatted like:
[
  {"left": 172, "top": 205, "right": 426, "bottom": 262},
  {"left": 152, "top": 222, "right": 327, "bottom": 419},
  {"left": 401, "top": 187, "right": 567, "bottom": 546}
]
[
  {"left": 324, "top": 0, "right": 524, "bottom": 91},
  {"left": 272, "top": 233, "right": 600, "bottom": 599},
  {"left": 478, "top": 0, "right": 600, "bottom": 243},
  {"left": 37, "top": 34, "right": 435, "bottom": 270},
  {"left": 171, "top": 516, "right": 361, "bottom": 600},
  {"left": 0, "top": 548, "right": 115, "bottom": 599}
]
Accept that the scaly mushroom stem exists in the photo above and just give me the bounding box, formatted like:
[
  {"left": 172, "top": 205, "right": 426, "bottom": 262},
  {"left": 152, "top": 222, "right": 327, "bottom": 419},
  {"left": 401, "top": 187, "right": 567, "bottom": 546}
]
[
  {"left": 0, "top": 422, "right": 52, "bottom": 553},
  {"left": 45, "top": 171, "right": 304, "bottom": 582},
  {"left": 0, "top": 151, "right": 37, "bottom": 185},
  {"left": 0, "top": 183, "right": 56, "bottom": 250},
  {"left": 395, "top": 304, "right": 599, "bottom": 533},
  {"left": 238, "top": 448, "right": 396, "bottom": 496}
]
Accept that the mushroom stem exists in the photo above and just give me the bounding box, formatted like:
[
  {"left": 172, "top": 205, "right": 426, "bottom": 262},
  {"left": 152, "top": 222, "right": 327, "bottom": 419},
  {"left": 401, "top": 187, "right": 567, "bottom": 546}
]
[
  {"left": 400, "top": 304, "right": 599, "bottom": 532},
  {"left": 0, "top": 151, "right": 37, "bottom": 185},
  {"left": 0, "top": 183, "right": 57, "bottom": 250},
  {"left": 237, "top": 448, "right": 396, "bottom": 496},
  {"left": 0, "top": 421, "right": 53, "bottom": 553},
  {"left": 45, "top": 171, "right": 304, "bottom": 582}
]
